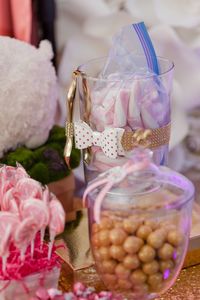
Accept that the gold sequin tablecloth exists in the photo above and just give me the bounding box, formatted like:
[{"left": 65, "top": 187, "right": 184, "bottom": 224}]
[{"left": 59, "top": 263, "right": 200, "bottom": 300}]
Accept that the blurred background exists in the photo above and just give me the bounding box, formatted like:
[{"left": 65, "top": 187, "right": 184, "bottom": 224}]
[{"left": 1, "top": 0, "right": 200, "bottom": 183}]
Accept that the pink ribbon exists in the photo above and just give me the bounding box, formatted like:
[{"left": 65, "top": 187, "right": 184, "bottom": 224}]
[{"left": 83, "top": 159, "right": 150, "bottom": 223}]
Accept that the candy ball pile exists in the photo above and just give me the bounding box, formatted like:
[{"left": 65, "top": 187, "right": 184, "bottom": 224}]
[
  {"left": 31, "top": 282, "right": 122, "bottom": 300},
  {"left": 91, "top": 213, "right": 184, "bottom": 297}
]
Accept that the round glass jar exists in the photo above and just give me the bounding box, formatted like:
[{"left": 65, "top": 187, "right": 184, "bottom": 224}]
[{"left": 86, "top": 150, "right": 194, "bottom": 299}]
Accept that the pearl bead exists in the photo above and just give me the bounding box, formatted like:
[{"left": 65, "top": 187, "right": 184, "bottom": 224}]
[
  {"left": 136, "top": 225, "right": 152, "bottom": 240},
  {"left": 147, "top": 229, "right": 166, "bottom": 249},
  {"left": 98, "top": 247, "right": 110, "bottom": 260},
  {"left": 98, "top": 230, "right": 110, "bottom": 247},
  {"left": 117, "top": 279, "right": 132, "bottom": 289},
  {"left": 130, "top": 269, "right": 147, "bottom": 284},
  {"left": 101, "top": 260, "right": 117, "bottom": 274},
  {"left": 142, "top": 260, "right": 159, "bottom": 275},
  {"left": 123, "top": 219, "right": 140, "bottom": 234},
  {"left": 138, "top": 245, "right": 156, "bottom": 263},
  {"left": 167, "top": 229, "right": 183, "bottom": 247},
  {"left": 123, "top": 236, "right": 144, "bottom": 254},
  {"left": 148, "top": 273, "right": 163, "bottom": 288},
  {"left": 158, "top": 243, "right": 174, "bottom": 260},
  {"left": 160, "top": 260, "right": 174, "bottom": 272},
  {"left": 115, "top": 263, "right": 131, "bottom": 279},
  {"left": 123, "top": 255, "right": 140, "bottom": 270},
  {"left": 109, "top": 228, "right": 127, "bottom": 245},
  {"left": 109, "top": 245, "right": 126, "bottom": 260}
]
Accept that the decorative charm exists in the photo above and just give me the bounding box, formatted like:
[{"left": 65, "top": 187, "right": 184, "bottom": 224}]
[
  {"left": 122, "top": 123, "right": 171, "bottom": 151},
  {"left": 64, "top": 70, "right": 92, "bottom": 167},
  {"left": 64, "top": 70, "right": 80, "bottom": 168},
  {"left": 74, "top": 121, "right": 124, "bottom": 159},
  {"left": 74, "top": 121, "right": 171, "bottom": 159}
]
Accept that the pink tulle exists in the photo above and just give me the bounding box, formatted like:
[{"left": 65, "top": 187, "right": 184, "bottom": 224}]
[
  {"left": 0, "top": 234, "right": 61, "bottom": 281},
  {"left": 0, "top": 165, "right": 66, "bottom": 263}
]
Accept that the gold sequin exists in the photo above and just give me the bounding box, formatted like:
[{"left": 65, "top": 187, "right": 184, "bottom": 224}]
[
  {"left": 59, "top": 263, "right": 200, "bottom": 299},
  {"left": 121, "top": 123, "right": 171, "bottom": 151}
]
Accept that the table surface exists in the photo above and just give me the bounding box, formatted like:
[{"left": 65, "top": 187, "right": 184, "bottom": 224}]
[{"left": 59, "top": 262, "right": 200, "bottom": 300}]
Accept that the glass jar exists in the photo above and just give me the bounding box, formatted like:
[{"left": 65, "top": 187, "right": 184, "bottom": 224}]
[
  {"left": 77, "top": 56, "right": 174, "bottom": 182},
  {"left": 86, "top": 150, "right": 194, "bottom": 299}
]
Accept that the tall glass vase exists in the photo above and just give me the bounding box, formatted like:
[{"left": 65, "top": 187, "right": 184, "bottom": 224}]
[{"left": 74, "top": 55, "right": 174, "bottom": 182}]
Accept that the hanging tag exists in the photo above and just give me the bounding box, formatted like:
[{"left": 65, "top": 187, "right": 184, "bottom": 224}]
[
  {"left": 64, "top": 70, "right": 93, "bottom": 168},
  {"left": 64, "top": 70, "right": 80, "bottom": 168},
  {"left": 82, "top": 75, "right": 92, "bottom": 165}
]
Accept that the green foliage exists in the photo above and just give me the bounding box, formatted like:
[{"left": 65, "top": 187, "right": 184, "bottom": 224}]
[
  {"left": 48, "top": 125, "right": 66, "bottom": 144},
  {"left": 28, "top": 162, "right": 49, "bottom": 184},
  {"left": 4, "top": 147, "right": 34, "bottom": 168},
  {"left": 0, "top": 126, "right": 80, "bottom": 185}
]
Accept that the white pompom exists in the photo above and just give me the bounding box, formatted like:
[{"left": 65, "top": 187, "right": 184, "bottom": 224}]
[
  {"left": 39, "top": 40, "right": 54, "bottom": 60},
  {"left": 0, "top": 36, "right": 57, "bottom": 156}
]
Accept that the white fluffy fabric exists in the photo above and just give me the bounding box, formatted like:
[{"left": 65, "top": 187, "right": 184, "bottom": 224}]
[{"left": 0, "top": 37, "right": 58, "bottom": 157}]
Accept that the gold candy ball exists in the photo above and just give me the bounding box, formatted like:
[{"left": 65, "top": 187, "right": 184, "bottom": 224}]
[
  {"left": 99, "top": 218, "right": 113, "bottom": 230},
  {"left": 160, "top": 259, "right": 174, "bottom": 272},
  {"left": 123, "top": 236, "right": 144, "bottom": 254},
  {"left": 144, "top": 220, "right": 158, "bottom": 230},
  {"left": 123, "top": 219, "right": 140, "bottom": 234},
  {"left": 101, "top": 260, "right": 117, "bottom": 274},
  {"left": 118, "top": 279, "right": 132, "bottom": 289},
  {"left": 92, "top": 223, "right": 100, "bottom": 233},
  {"left": 130, "top": 269, "right": 147, "bottom": 284},
  {"left": 98, "top": 229, "right": 110, "bottom": 247},
  {"left": 103, "top": 274, "right": 117, "bottom": 287},
  {"left": 109, "top": 228, "right": 127, "bottom": 245},
  {"left": 142, "top": 260, "right": 159, "bottom": 275},
  {"left": 114, "top": 221, "right": 123, "bottom": 229},
  {"left": 136, "top": 225, "right": 152, "bottom": 240},
  {"left": 147, "top": 229, "right": 166, "bottom": 249},
  {"left": 98, "top": 247, "right": 110, "bottom": 260},
  {"left": 167, "top": 229, "right": 183, "bottom": 247},
  {"left": 123, "top": 254, "right": 140, "bottom": 270},
  {"left": 148, "top": 273, "right": 163, "bottom": 288},
  {"left": 93, "top": 249, "right": 101, "bottom": 260},
  {"left": 115, "top": 263, "right": 131, "bottom": 279},
  {"left": 92, "top": 233, "right": 100, "bottom": 248},
  {"left": 158, "top": 243, "right": 174, "bottom": 260},
  {"left": 138, "top": 245, "right": 156, "bottom": 263},
  {"left": 110, "top": 245, "right": 126, "bottom": 260}
]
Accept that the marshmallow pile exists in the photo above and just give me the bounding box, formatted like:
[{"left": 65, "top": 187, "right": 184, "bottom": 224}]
[{"left": 88, "top": 74, "right": 170, "bottom": 173}]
